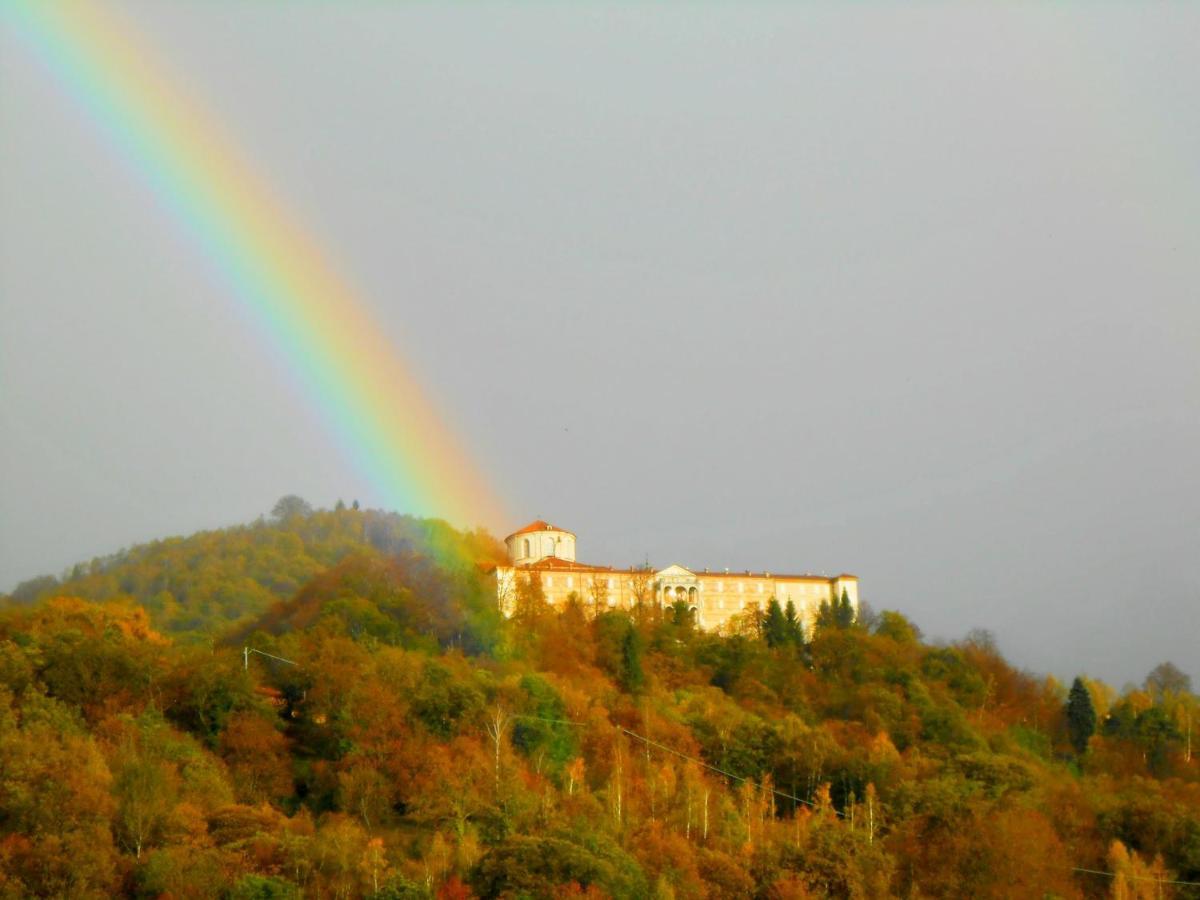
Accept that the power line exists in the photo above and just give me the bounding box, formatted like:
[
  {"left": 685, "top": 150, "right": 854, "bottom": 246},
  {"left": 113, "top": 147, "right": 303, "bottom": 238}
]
[
  {"left": 243, "top": 646, "right": 298, "bottom": 670},
  {"left": 487, "top": 713, "right": 843, "bottom": 816},
  {"left": 235, "top": 649, "right": 1198, "bottom": 887},
  {"left": 619, "top": 727, "right": 847, "bottom": 819},
  {"left": 512, "top": 714, "right": 585, "bottom": 726},
  {"left": 1073, "top": 867, "right": 1200, "bottom": 889}
]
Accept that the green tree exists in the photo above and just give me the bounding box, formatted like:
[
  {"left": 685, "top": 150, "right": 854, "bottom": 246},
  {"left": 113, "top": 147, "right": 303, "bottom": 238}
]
[
  {"left": 783, "top": 600, "right": 804, "bottom": 645},
  {"left": 763, "top": 598, "right": 788, "bottom": 648},
  {"left": 620, "top": 623, "right": 645, "bottom": 694},
  {"left": 875, "top": 610, "right": 919, "bottom": 644},
  {"left": 835, "top": 588, "right": 855, "bottom": 629},
  {"left": 815, "top": 599, "right": 835, "bottom": 631},
  {"left": 271, "top": 495, "right": 313, "bottom": 521},
  {"left": 114, "top": 755, "right": 176, "bottom": 860},
  {"left": 1065, "top": 676, "right": 1097, "bottom": 755}
]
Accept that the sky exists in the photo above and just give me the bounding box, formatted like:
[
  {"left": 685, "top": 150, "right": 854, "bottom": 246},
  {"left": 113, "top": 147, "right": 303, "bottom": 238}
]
[{"left": 1, "top": 2, "right": 1197, "bottom": 689}]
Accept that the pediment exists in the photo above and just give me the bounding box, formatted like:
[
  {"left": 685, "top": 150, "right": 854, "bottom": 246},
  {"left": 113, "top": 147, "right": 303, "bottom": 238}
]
[{"left": 657, "top": 564, "right": 694, "bottom": 578}]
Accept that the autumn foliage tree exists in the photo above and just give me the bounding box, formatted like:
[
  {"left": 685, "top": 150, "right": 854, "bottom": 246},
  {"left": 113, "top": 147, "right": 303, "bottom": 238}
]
[{"left": 0, "top": 507, "right": 1198, "bottom": 897}]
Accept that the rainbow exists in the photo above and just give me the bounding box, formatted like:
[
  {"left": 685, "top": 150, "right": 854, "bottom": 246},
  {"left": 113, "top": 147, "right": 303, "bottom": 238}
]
[{"left": 2, "top": 1, "right": 506, "bottom": 531}]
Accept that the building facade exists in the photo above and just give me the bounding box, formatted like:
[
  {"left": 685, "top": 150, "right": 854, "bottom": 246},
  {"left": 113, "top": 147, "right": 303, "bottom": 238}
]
[{"left": 494, "top": 520, "right": 858, "bottom": 633}]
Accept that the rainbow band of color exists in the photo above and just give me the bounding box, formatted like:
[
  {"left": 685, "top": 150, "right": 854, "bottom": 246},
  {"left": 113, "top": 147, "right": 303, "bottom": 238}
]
[{"left": 3, "top": 1, "right": 505, "bottom": 530}]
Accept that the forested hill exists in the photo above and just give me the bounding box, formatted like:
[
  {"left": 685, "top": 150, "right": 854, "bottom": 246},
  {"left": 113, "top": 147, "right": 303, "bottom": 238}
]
[
  {"left": 0, "top": 503, "right": 1197, "bottom": 898},
  {"left": 2, "top": 498, "right": 506, "bottom": 638}
]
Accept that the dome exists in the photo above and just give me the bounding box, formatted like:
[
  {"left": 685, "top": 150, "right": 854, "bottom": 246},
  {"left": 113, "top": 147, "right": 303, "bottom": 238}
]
[{"left": 504, "top": 520, "right": 576, "bottom": 566}]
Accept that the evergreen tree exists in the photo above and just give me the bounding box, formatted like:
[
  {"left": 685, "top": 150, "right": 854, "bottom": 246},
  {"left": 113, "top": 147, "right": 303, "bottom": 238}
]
[
  {"left": 784, "top": 600, "right": 804, "bottom": 645},
  {"left": 763, "top": 598, "right": 788, "bottom": 648},
  {"left": 1066, "top": 676, "right": 1097, "bottom": 755},
  {"left": 619, "top": 623, "right": 644, "bottom": 693},
  {"left": 835, "top": 588, "right": 855, "bottom": 629},
  {"left": 815, "top": 599, "right": 835, "bottom": 631}
]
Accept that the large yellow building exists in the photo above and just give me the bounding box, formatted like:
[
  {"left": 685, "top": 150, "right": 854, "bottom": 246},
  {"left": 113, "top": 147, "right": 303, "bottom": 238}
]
[{"left": 495, "top": 520, "right": 858, "bottom": 633}]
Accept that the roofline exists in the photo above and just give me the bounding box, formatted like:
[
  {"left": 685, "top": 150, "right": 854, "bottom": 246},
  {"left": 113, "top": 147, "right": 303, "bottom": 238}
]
[
  {"left": 504, "top": 523, "right": 578, "bottom": 541},
  {"left": 492, "top": 562, "right": 858, "bottom": 581}
]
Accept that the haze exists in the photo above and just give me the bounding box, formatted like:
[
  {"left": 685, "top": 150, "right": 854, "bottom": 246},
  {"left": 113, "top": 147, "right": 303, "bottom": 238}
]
[{"left": 2, "top": 3, "right": 1197, "bottom": 689}]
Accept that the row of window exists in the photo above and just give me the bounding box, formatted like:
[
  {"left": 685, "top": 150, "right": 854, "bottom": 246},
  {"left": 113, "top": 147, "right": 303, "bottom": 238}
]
[
  {"left": 522, "top": 537, "right": 570, "bottom": 558},
  {"left": 535, "top": 575, "right": 831, "bottom": 598},
  {"left": 535, "top": 594, "right": 759, "bottom": 613}
]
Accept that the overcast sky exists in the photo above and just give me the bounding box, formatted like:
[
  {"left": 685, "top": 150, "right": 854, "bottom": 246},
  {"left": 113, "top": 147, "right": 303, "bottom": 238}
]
[{"left": 2, "top": 2, "right": 1197, "bottom": 688}]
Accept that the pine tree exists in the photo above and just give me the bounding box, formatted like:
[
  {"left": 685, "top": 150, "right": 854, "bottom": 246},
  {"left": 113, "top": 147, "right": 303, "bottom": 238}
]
[
  {"left": 763, "top": 598, "right": 788, "bottom": 648},
  {"left": 784, "top": 600, "right": 804, "bottom": 645},
  {"left": 1066, "top": 676, "right": 1097, "bottom": 755},
  {"left": 835, "top": 587, "right": 855, "bottom": 629},
  {"left": 620, "top": 624, "right": 645, "bottom": 693}
]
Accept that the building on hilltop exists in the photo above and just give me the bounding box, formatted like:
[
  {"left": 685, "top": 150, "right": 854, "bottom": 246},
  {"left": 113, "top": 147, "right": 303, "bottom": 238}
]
[{"left": 494, "top": 520, "right": 858, "bottom": 632}]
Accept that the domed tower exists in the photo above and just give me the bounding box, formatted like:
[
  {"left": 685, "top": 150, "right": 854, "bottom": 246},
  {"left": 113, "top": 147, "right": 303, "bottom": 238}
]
[{"left": 505, "top": 520, "right": 576, "bottom": 566}]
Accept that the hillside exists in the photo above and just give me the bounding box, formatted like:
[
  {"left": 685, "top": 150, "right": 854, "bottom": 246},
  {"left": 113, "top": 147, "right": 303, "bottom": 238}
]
[
  {"left": 3, "top": 500, "right": 506, "bottom": 638},
  {"left": 0, "top": 506, "right": 1197, "bottom": 898}
]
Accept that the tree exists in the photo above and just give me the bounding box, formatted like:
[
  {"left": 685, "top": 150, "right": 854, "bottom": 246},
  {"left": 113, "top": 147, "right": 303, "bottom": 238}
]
[
  {"left": 626, "top": 566, "right": 656, "bottom": 611},
  {"left": 763, "top": 599, "right": 788, "bottom": 649},
  {"left": 783, "top": 600, "right": 804, "bottom": 645},
  {"left": 815, "top": 599, "right": 835, "bottom": 631},
  {"left": 1066, "top": 676, "right": 1097, "bottom": 756},
  {"left": 8, "top": 574, "right": 59, "bottom": 605},
  {"left": 835, "top": 588, "right": 855, "bottom": 629},
  {"left": 619, "top": 623, "right": 644, "bottom": 694},
  {"left": 587, "top": 575, "right": 610, "bottom": 619},
  {"left": 875, "top": 610, "right": 919, "bottom": 644},
  {"left": 513, "top": 571, "right": 549, "bottom": 624},
  {"left": 271, "top": 495, "right": 313, "bottom": 522},
  {"left": 1145, "top": 661, "right": 1192, "bottom": 701},
  {"left": 219, "top": 711, "right": 293, "bottom": 803},
  {"left": 114, "top": 755, "right": 176, "bottom": 860}
]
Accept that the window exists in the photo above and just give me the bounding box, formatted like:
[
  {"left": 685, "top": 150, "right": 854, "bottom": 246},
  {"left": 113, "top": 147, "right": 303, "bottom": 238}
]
[
  {"left": 716, "top": 581, "right": 723, "bottom": 592},
  {"left": 545, "top": 537, "right": 556, "bottom": 557},
  {"left": 546, "top": 576, "right": 553, "bottom": 587},
  {"left": 523, "top": 538, "right": 531, "bottom": 558},
  {"left": 739, "top": 583, "right": 745, "bottom": 594},
  {"left": 566, "top": 576, "right": 573, "bottom": 589},
  {"left": 757, "top": 583, "right": 764, "bottom": 594},
  {"left": 607, "top": 578, "right": 614, "bottom": 589}
]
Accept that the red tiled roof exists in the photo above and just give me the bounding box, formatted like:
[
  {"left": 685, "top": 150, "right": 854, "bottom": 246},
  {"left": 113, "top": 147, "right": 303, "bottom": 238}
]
[
  {"left": 694, "top": 571, "right": 857, "bottom": 582},
  {"left": 506, "top": 520, "right": 576, "bottom": 539},
  {"left": 497, "top": 558, "right": 856, "bottom": 581},
  {"left": 521, "top": 557, "right": 613, "bottom": 573}
]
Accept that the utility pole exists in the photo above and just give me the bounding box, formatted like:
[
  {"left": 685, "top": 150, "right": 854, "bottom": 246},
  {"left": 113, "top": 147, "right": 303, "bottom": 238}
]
[{"left": 242, "top": 647, "right": 298, "bottom": 671}]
